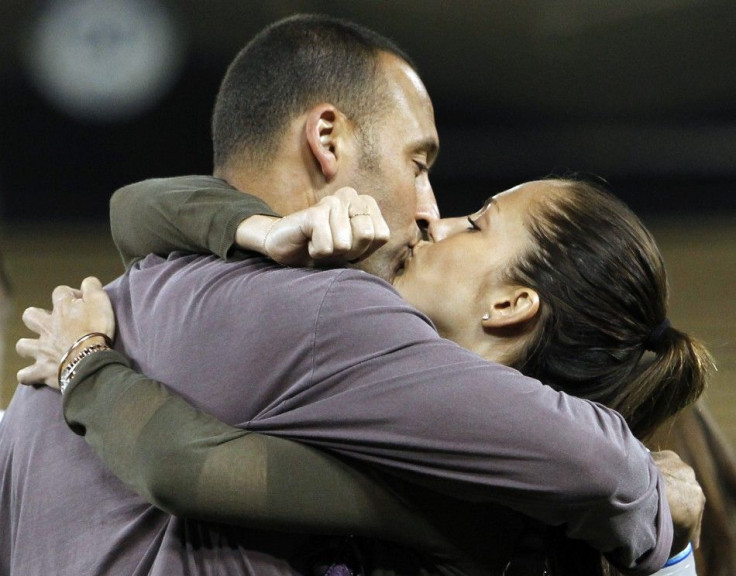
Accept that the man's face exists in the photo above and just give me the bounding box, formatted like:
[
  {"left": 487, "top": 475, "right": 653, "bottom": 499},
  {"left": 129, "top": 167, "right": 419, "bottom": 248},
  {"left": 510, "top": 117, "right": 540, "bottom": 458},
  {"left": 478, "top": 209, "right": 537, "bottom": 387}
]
[{"left": 345, "top": 54, "right": 440, "bottom": 282}]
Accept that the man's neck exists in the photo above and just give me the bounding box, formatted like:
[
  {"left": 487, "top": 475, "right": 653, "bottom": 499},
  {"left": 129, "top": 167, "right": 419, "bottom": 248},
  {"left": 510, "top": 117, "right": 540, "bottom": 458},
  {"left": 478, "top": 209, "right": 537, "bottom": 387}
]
[
  {"left": 215, "top": 155, "right": 317, "bottom": 216},
  {"left": 230, "top": 173, "right": 313, "bottom": 216}
]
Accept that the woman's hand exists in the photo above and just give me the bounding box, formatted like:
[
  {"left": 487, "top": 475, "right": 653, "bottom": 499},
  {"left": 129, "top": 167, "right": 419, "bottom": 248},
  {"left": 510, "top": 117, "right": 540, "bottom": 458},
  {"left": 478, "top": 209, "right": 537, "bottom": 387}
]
[
  {"left": 16, "top": 276, "right": 115, "bottom": 388},
  {"left": 236, "top": 187, "right": 390, "bottom": 267}
]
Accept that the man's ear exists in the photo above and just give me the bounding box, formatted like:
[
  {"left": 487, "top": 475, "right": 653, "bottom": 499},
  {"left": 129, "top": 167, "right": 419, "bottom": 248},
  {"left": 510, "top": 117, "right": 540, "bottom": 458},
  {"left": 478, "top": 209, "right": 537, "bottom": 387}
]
[
  {"left": 481, "top": 287, "right": 540, "bottom": 328},
  {"left": 305, "top": 104, "right": 348, "bottom": 181}
]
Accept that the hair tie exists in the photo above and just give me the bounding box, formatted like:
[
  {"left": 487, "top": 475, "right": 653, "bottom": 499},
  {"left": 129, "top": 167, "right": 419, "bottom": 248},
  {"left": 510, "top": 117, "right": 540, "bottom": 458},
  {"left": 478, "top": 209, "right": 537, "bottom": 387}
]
[{"left": 645, "top": 318, "right": 671, "bottom": 351}]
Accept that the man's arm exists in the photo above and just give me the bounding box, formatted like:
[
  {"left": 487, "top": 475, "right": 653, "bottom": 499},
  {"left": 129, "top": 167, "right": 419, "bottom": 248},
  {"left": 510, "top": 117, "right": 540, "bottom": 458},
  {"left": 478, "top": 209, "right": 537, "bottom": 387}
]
[{"left": 251, "top": 270, "right": 697, "bottom": 574}]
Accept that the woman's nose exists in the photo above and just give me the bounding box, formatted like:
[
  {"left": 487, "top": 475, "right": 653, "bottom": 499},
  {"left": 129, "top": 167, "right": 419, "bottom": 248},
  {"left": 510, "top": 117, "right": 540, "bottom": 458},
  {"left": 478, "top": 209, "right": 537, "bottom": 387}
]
[{"left": 427, "top": 216, "right": 468, "bottom": 242}]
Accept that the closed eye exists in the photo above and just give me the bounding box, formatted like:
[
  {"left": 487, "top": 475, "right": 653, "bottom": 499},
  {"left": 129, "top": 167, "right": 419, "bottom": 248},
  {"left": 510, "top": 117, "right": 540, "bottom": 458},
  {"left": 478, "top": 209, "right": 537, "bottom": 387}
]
[{"left": 414, "top": 160, "right": 429, "bottom": 176}]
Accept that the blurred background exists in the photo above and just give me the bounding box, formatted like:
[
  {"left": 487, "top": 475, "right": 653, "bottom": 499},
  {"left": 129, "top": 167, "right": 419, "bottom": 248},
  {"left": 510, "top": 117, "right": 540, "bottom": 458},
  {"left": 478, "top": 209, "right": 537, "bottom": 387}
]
[{"left": 0, "top": 1, "right": 734, "bottom": 445}]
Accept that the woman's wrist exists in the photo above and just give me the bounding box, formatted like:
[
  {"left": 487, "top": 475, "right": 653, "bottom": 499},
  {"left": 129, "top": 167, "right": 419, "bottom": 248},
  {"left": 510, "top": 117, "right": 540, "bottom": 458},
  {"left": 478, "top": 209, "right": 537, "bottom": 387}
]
[
  {"left": 234, "top": 214, "right": 280, "bottom": 255},
  {"left": 58, "top": 332, "right": 113, "bottom": 393}
]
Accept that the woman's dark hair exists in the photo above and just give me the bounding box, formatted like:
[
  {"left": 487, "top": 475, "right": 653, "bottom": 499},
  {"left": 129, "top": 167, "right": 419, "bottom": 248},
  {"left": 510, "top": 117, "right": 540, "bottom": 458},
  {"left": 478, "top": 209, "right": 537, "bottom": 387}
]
[
  {"left": 212, "top": 14, "right": 415, "bottom": 171},
  {"left": 507, "top": 176, "right": 713, "bottom": 439}
]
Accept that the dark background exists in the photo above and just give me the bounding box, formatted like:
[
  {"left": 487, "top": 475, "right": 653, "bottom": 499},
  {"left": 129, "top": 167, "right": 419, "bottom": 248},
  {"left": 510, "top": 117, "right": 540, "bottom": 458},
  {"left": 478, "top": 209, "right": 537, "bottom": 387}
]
[{"left": 2, "top": 0, "right": 736, "bottom": 222}]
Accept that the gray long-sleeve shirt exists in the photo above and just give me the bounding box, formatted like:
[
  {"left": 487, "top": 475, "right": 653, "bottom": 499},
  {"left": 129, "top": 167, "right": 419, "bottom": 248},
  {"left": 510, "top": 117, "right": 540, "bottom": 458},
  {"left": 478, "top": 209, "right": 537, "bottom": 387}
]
[{"left": 0, "top": 176, "right": 671, "bottom": 575}]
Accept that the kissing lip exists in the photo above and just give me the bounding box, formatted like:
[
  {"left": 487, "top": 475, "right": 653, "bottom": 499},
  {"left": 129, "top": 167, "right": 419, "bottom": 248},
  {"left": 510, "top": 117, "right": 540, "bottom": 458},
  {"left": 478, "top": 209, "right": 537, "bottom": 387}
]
[{"left": 393, "top": 246, "right": 413, "bottom": 279}]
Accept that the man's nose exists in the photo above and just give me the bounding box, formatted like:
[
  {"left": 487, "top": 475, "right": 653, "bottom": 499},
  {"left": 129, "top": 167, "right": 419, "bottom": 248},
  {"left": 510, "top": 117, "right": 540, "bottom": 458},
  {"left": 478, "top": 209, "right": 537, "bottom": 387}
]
[
  {"left": 427, "top": 216, "right": 468, "bottom": 242},
  {"left": 415, "top": 185, "right": 440, "bottom": 237}
]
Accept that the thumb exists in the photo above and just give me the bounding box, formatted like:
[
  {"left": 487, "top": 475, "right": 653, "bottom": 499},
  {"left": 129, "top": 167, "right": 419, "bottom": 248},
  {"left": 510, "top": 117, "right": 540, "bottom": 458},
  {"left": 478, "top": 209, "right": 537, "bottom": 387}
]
[
  {"left": 80, "top": 276, "right": 115, "bottom": 339},
  {"left": 80, "top": 276, "right": 103, "bottom": 295}
]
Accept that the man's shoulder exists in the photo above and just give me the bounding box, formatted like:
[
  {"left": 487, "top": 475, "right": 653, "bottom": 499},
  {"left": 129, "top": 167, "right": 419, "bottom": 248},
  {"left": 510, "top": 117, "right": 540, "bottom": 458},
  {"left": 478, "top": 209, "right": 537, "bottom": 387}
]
[
  {"left": 320, "top": 267, "right": 413, "bottom": 309},
  {"left": 112, "top": 255, "right": 410, "bottom": 324},
  {"left": 138, "top": 254, "right": 397, "bottom": 291}
]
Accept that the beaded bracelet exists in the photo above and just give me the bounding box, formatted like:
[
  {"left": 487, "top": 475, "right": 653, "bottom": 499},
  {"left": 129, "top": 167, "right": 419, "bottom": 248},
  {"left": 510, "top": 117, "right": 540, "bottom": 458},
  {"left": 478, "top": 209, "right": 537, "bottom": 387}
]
[{"left": 57, "top": 332, "right": 113, "bottom": 394}]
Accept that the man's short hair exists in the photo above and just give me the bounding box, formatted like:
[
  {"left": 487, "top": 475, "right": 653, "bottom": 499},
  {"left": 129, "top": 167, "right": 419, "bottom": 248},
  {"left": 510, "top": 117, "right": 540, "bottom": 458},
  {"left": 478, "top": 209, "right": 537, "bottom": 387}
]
[{"left": 212, "top": 14, "right": 416, "bottom": 170}]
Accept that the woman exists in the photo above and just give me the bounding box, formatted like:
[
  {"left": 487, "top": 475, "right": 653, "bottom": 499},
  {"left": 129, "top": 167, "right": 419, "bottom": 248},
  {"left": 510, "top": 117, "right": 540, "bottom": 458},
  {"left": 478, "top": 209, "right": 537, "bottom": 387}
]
[{"left": 23, "top": 176, "right": 713, "bottom": 574}]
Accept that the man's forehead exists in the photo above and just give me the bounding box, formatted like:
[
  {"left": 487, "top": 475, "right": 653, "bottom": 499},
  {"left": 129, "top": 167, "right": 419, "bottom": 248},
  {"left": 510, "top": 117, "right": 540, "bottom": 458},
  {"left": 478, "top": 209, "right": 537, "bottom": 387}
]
[
  {"left": 377, "top": 52, "right": 439, "bottom": 160},
  {"left": 400, "top": 62, "right": 428, "bottom": 97},
  {"left": 379, "top": 52, "right": 433, "bottom": 106}
]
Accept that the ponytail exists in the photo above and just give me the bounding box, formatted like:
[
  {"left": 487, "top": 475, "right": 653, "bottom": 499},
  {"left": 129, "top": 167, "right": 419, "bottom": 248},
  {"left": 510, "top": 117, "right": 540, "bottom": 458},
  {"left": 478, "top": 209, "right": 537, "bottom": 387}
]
[
  {"left": 505, "top": 176, "right": 714, "bottom": 440},
  {"left": 611, "top": 326, "right": 714, "bottom": 439}
]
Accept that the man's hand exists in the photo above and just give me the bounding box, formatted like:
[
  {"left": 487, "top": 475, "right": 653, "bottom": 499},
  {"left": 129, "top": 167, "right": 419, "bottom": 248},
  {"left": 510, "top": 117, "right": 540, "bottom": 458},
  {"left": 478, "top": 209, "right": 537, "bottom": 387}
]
[
  {"left": 651, "top": 450, "right": 705, "bottom": 554},
  {"left": 16, "top": 277, "right": 115, "bottom": 388},
  {"left": 236, "top": 187, "right": 390, "bottom": 267}
]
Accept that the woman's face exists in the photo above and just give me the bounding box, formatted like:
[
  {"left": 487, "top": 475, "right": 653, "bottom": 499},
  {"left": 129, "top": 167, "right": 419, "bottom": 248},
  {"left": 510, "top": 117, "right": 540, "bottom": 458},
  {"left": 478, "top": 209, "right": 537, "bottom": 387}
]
[{"left": 393, "top": 180, "right": 558, "bottom": 346}]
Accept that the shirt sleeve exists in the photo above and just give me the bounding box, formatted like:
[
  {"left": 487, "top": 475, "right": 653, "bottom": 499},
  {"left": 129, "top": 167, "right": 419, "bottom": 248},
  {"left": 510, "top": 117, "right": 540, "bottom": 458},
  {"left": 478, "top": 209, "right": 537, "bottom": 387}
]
[
  {"left": 99, "top": 248, "right": 672, "bottom": 572},
  {"left": 110, "top": 176, "right": 279, "bottom": 269},
  {"left": 62, "top": 351, "right": 458, "bottom": 558},
  {"left": 244, "top": 271, "right": 672, "bottom": 575}
]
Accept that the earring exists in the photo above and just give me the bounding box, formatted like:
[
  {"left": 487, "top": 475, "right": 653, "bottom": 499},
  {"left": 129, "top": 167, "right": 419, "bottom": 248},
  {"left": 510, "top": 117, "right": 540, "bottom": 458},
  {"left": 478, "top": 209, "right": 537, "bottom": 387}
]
[{"left": 481, "top": 313, "right": 490, "bottom": 321}]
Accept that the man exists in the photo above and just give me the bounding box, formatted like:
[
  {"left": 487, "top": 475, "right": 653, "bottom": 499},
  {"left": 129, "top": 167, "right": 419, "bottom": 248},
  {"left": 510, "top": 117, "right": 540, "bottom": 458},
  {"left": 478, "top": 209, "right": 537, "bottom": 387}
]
[{"left": 3, "top": 14, "right": 699, "bottom": 575}]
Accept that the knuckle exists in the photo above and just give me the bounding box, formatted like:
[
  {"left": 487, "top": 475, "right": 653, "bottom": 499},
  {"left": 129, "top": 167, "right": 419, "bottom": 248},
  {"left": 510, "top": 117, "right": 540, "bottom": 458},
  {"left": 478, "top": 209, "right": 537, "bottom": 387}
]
[
  {"left": 351, "top": 219, "right": 373, "bottom": 234},
  {"left": 354, "top": 229, "right": 374, "bottom": 245},
  {"left": 350, "top": 236, "right": 370, "bottom": 251},
  {"left": 309, "top": 245, "right": 330, "bottom": 259},
  {"left": 333, "top": 237, "right": 352, "bottom": 252},
  {"left": 338, "top": 187, "right": 358, "bottom": 199},
  {"left": 323, "top": 196, "right": 342, "bottom": 210}
]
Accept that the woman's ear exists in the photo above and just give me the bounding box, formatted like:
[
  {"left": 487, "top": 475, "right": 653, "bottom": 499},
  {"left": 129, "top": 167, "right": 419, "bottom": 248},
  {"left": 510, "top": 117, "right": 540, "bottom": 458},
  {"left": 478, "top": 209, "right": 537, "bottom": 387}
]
[
  {"left": 481, "top": 287, "right": 540, "bottom": 328},
  {"left": 305, "top": 104, "right": 347, "bottom": 181}
]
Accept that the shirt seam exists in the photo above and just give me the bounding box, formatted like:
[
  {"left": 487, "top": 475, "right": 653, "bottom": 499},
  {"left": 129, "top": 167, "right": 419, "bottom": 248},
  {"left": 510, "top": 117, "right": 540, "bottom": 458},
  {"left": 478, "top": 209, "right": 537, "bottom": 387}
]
[{"left": 309, "top": 269, "right": 352, "bottom": 393}]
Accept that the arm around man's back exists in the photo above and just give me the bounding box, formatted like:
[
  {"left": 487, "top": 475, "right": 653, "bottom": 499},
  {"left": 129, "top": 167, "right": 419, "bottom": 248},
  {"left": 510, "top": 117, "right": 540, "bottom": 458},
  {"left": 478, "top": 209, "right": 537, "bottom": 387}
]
[
  {"left": 62, "top": 352, "right": 453, "bottom": 552},
  {"left": 251, "top": 269, "right": 672, "bottom": 574},
  {"left": 110, "top": 176, "right": 278, "bottom": 268}
]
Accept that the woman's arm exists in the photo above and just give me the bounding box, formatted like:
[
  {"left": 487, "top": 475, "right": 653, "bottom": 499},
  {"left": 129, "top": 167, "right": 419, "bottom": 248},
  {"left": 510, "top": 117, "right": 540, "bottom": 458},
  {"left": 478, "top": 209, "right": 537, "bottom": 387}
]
[
  {"left": 110, "top": 176, "right": 277, "bottom": 269},
  {"left": 62, "top": 350, "right": 452, "bottom": 553},
  {"left": 110, "top": 176, "right": 389, "bottom": 269}
]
